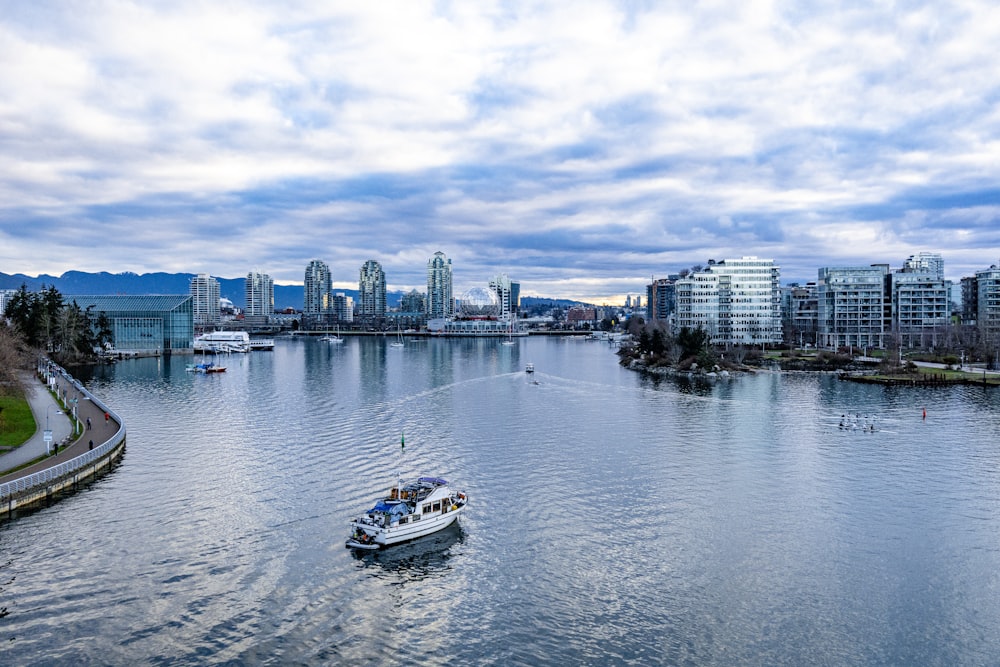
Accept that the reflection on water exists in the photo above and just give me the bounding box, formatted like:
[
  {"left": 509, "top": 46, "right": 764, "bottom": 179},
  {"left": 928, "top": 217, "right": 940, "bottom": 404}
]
[
  {"left": 352, "top": 523, "right": 466, "bottom": 577},
  {"left": 2, "top": 337, "right": 1000, "bottom": 665}
]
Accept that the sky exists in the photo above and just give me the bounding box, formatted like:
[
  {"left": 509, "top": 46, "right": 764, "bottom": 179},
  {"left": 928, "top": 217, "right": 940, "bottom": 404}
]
[{"left": 1, "top": 1, "right": 999, "bottom": 304}]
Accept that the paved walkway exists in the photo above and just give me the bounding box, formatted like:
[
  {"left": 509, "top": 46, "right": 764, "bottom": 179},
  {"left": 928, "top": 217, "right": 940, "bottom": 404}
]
[{"left": 0, "top": 371, "right": 119, "bottom": 483}]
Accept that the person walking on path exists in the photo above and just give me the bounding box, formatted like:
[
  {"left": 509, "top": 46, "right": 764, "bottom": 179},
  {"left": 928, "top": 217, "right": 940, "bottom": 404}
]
[
  {"left": 104, "top": 411, "right": 109, "bottom": 424},
  {"left": 86, "top": 417, "right": 92, "bottom": 430}
]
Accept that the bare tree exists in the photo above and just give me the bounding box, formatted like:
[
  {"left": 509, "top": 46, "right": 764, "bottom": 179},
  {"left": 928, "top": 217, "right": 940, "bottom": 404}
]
[{"left": 0, "top": 322, "right": 31, "bottom": 397}]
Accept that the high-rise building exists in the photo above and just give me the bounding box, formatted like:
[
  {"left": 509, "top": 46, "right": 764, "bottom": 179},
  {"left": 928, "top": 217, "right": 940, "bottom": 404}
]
[
  {"left": 358, "top": 260, "right": 386, "bottom": 318},
  {"left": 489, "top": 273, "right": 519, "bottom": 318},
  {"left": 674, "top": 257, "right": 782, "bottom": 345},
  {"left": 245, "top": 270, "right": 274, "bottom": 324},
  {"left": 427, "top": 251, "right": 454, "bottom": 320},
  {"left": 303, "top": 259, "right": 332, "bottom": 329},
  {"left": 190, "top": 273, "right": 220, "bottom": 327},
  {"left": 816, "top": 266, "right": 887, "bottom": 350},
  {"left": 647, "top": 276, "right": 678, "bottom": 322}
]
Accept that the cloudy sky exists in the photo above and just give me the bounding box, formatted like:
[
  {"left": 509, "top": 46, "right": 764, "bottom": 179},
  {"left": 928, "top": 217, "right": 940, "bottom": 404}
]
[{"left": 1, "top": 1, "right": 998, "bottom": 303}]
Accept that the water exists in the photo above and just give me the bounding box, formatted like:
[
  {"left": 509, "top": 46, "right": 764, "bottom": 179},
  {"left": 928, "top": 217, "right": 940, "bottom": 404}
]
[{"left": 3, "top": 336, "right": 1000, "bottom": 665}]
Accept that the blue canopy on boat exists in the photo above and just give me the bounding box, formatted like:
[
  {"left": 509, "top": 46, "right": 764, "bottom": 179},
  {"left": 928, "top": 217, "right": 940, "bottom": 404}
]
[
  {"left": 370, "top": 500, "right": 408, "bottom": 515},
  {"left": 418, "top": 476, "right": 448, "bottom": 486}
]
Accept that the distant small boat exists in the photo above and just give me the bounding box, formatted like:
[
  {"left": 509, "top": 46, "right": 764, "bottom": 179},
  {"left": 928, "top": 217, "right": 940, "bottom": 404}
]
[
  {"left": 346, "top": 476, "right": 468, "bottom": 550},
  {"left": 526, "top": 363, "right": 534, "bottom": 373},
  {"left": 191, "top": 362, "right": 226, "bottom": 373},
  {"left": 321, "top": 326, "right": 344, "bottom": 344},
  {"left": 390, "top": 324, "right": 404, "bottom": 348}
]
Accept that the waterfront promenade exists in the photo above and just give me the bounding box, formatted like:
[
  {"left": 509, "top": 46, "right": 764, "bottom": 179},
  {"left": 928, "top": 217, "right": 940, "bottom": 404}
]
[{"left": 0, "top": 365, "right": 123, "bottom": 501}]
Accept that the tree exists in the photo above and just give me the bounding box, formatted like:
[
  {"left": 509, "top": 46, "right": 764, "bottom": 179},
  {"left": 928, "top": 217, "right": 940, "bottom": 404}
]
[
  {"left": 94, "top": 311, "right": 114, "bottom": 350},
  {"left": 0, "top": 322, "right": 30, "bottom": 396},
  {"left": 677, "top": 326, "right": 710, "bottom": 361}
]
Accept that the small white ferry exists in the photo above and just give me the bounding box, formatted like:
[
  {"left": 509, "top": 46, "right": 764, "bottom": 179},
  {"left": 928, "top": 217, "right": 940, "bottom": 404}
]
[{"left": 346, "top": 476, "right": 468, "bottom": 550}]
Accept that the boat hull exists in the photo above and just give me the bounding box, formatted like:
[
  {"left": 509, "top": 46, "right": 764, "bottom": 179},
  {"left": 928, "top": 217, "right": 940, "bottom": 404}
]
[{"left": 347, "top": 504, "right": 466, "bottom": 549}]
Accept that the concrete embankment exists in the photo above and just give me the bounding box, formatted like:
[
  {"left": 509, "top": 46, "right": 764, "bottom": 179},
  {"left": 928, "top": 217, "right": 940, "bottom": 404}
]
[{"left": 0, "top": 362, "right": 126, "bottom": 519}]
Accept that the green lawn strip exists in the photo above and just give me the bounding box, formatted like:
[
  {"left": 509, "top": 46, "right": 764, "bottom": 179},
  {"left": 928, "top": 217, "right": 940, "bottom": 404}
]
[{"left": 0, "top": 394, "right": 37, "bottom": 448}]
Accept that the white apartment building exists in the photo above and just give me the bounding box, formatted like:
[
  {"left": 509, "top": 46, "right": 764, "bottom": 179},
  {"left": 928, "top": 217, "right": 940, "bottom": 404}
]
[
  {"left": 245, "top": 271, "right": 274, "bottom": 323},
  {"left": 891, "top": 271, "right": 951, "bottom": 348},
  {"left": 189, "top": 273, "right": 220, "bottom": 326},
  {"left": 675, "top": 257, "right": 782, "bottom": 345}
]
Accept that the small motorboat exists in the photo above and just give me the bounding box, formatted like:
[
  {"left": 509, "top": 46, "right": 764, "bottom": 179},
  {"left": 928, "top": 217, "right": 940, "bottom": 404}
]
[
  {"left": 194, "top": 363, "right": 226, "bottom": 373},
  {"left": 346, "top": 476, "right": 468, "bottom": 550},
  {"left": 525, "top": 363, "right": 534, "bottom": 373}
]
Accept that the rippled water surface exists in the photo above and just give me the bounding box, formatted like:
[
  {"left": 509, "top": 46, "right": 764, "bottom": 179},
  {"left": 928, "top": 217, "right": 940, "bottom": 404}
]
[{"left": 3, "top": 336, "right": 1000, "bottom": 665}]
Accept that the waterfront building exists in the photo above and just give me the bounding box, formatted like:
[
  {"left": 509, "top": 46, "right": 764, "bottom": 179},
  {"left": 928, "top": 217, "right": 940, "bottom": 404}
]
[
  {"left": 567, "top": 306, "right": 597, "bottom": 326},
  {"left": 66, "top": 294, "right": 194, "bottom": 354},
  {"left": 400, "top": 290, "right": 426, "bottom": 314},
  {"left": 646, "top": 276, "right": 678, "bottom": 322},
  {"left": 358, "top": 260, "right": 386, "bottom": 319},
  {"left": 489, "top": 273, "right": 520, "bottom": 318},
  {"left": 303, "top": 260, "right": 333, "bottom": 330},
  {"left": 189, "top": 273, "right": 220, "bottom": 327},
  {"left": 781, "top": 282, "right": 819, "bottom": 347},
  {"left": 332, "top": 292, "right": 354, "bottom": 323},
  {"left": 976, "top": 264, "right": 1000, "bottom": 341},
  {"left": 889, "top": 271, "right": 951, "bottom": 349},
  {"left": 674, "top": 257, "right": 782, "bottom": 345},
  {"left": 397, "top": 289, "right": 427, "bottom": 329},
  {"left": 427, "top": 251, "right": 454, "bottom": 320},
  {"left": 961, "top": 276, "right": 978, "bottom": 325},
  {"left": 426, "top": 286, "right": 526, "bottom": 336},
  {"left": 245, "top": 271, "right": 274, "bottom": 325},
  {"left": 816, "top": 266, "right": 887, "bottom": 350}
]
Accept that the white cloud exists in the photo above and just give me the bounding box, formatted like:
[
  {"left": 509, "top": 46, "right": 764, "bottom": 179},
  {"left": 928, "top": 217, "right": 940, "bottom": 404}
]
[{"left": 1, "top": 1, "right": 999, "bottom": 299}]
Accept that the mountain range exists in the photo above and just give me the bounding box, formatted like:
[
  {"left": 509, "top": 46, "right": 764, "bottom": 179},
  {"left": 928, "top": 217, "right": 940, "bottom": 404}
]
[{"left": 0, "top": 271, "right": 591, "bottom": 311}]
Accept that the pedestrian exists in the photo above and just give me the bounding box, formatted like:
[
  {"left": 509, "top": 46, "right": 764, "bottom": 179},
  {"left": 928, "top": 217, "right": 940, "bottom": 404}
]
[
  {"left": 104, "top": 411, "right": 110, "bottom": 424},
  {"left": 86, "top": 417, "right": 92, "bottom": 430},
  {"left": 89, "top": 440, "right": 94, "bottom": 450}
]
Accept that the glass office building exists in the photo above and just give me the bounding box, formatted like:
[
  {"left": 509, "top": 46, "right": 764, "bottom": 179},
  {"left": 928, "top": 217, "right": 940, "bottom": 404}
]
[{"left": 67, "top": 294, "right": 194, "bottom": 354}]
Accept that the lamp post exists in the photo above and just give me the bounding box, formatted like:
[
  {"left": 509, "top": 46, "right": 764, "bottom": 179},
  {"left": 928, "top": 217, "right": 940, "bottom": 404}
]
[{"left": 44, "top": 405, "right": 56, "bottom": 455}]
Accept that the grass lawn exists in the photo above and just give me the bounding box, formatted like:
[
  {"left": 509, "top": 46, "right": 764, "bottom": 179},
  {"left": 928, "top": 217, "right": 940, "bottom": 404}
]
[{"left": 0, "top": 393, "right": 38, "bottom": 447}]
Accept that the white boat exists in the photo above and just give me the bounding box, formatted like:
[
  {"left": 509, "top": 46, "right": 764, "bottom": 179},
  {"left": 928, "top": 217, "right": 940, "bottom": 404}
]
[
  {"left": 321, "top": 326, "right": 344, "bottom": 344},
  {"left": 346, "top": 476, "right": 468, "bottom": 550},
  {"left": 194, "top": 331, "right": 250, "bottom": 353},
  {"left": 390, "top": 324, "right": 404, "bottom": 348},
  {"left": 526, "top": 363, "right": 534, "bottom": 373}
]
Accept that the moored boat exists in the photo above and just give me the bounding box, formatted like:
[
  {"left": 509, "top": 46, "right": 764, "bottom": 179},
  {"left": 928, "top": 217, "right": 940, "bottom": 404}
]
[
  {"left": 346, "top": 476, "right": 468, "bottom": 550},
  {"left": 194, "top": 362, "right": 226, "bottom": 373}
]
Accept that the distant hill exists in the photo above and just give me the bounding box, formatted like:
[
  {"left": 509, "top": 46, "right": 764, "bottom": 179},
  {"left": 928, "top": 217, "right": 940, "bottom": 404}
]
[
  {"left": 0, "top": 271, "right": 410, "bottom": 311},
  {"left": 520, "top": 296, "right": 591, "bottom": 309}
]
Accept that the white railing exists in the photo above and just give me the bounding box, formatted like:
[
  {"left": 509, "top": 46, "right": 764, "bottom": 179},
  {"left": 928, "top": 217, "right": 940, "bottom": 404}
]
[{"left": 0, "top": 364, "right": 126, "bottom": 501}]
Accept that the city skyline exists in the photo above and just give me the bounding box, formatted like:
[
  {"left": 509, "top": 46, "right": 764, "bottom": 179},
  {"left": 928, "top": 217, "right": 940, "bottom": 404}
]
[{"left": 2, "top": 3, "right": 999, "bottom": 303}]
